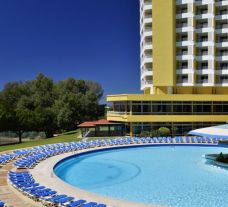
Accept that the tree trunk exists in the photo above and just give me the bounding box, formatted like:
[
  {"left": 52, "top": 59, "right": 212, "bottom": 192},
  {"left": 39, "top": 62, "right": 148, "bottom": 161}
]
[
  {"left": 45, "top": 130, "right": 53, "bottom": 138},
  {"left": 18, "top": 131, "right": 22, "bottom": 143}
]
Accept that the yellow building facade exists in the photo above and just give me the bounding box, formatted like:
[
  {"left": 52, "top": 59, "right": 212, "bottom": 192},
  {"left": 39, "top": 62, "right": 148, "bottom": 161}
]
[{"left": 107, "top": 0, "right": 228, "bottom": 136}]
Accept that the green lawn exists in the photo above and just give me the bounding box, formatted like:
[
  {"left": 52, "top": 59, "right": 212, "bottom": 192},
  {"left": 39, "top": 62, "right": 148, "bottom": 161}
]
[{"left": 0, "top": 130, "right": 82, "bottom": 152}]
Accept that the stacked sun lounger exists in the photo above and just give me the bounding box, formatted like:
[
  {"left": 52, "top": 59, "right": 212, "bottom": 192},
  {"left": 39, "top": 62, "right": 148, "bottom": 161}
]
[
  {"left": 0, "top": 200, "right": 5, "bottom": 207},
  {"left": 8, "top": 171, "right": 106, "bottom": 207}
]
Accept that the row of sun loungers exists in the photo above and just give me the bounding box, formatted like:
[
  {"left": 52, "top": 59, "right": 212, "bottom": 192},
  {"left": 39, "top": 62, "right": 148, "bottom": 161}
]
[
  {"left": 12, "top": 137, "right": 218, "bottom": 169},
  {"left": 0, "top": 136, "right": 222, "bottom": 169},
  {"left": 8, "top": 171, "right": 106, "bottom": 207}
]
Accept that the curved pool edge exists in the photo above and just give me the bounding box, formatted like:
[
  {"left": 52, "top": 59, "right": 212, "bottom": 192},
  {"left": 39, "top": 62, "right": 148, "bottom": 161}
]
[{"left": 30, "top": 143, "right": 222, "bottom": 207}]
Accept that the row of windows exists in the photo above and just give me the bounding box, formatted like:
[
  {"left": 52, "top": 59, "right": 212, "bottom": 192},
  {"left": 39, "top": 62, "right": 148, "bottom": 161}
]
[
  {"left": 113, "top": 101, "right": 228, "bottom": 115},
  {"left": 131, "top": 122, "right": 221, "bottom": 136}
]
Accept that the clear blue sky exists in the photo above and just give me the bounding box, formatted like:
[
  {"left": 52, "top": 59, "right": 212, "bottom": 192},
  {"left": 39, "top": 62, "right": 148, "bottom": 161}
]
[{"left": 0, "top": 0, "right": 141, "bottom": 101}]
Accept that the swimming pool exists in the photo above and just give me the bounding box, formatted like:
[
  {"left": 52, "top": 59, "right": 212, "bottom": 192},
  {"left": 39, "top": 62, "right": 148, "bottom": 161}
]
[{"left": 54, "top": 145, "right": 228, "bottom": 207}]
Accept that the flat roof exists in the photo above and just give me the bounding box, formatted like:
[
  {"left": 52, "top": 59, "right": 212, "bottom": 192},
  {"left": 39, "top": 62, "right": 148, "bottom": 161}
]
[{"left": 107, "top": 94, "right": 228, "bottom": 102}]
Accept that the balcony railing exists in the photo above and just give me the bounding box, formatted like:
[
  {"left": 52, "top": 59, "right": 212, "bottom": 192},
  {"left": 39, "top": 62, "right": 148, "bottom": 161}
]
[{"left": 107, "top": 111, "right": 129, "bottom": 116}]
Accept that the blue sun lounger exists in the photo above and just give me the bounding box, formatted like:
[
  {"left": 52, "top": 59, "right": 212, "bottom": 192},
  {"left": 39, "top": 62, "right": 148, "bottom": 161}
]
[
  {"left": 80, "top": 202, "right": 97, "bottom": 207},
  {"left": 44, "top": 194, "right": 68, "bottom": 202},
  {"left": 53, "top": 196, "right": 74, "bottom": 205},
  {"left": 0, "top": 200, "right": 5, "bottom": 207},
  {"left": 66, "top": 199, "right": 86, "bottom": 207},
  {"left": 95, "top": 204, "right": 107, "bottom": 207}
]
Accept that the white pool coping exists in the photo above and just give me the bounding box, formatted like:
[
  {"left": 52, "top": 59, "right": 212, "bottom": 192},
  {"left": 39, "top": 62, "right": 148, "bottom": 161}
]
[{"left": 30, "top": 143, "right": 217, "bottom": 207}]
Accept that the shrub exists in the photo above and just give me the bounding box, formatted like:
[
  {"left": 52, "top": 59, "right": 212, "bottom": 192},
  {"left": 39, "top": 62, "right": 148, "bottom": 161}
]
[
  {"left": 216, "top": 152, "right": 228, "bottom": 163},
  {"left": 158, "top": 127, "right": 171, "bottom": 136}
]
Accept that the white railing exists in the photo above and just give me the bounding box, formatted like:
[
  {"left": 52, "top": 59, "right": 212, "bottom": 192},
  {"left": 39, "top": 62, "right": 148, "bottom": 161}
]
[{"left": 107, "top": 111, "right": 129, "bottom": 116}]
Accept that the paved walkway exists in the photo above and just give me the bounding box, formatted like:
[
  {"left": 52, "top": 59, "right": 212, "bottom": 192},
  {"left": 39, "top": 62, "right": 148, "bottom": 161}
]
[{"left": 0, "top": 162, "right": 43, "bottom": 207}]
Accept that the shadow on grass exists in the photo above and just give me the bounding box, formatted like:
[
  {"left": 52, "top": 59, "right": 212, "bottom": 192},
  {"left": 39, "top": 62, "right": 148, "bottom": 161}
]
[
  {"left": 0, "top": 141, "right": 20, "bottom": 147},
  {"left": 62, "top": 131, "right": 78, "bottom": 136}
]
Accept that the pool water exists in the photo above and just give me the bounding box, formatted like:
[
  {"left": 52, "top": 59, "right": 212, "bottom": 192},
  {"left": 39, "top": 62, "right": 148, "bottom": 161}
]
[{"left": 54, "top": 146, "right": 228, "bottom": 207}]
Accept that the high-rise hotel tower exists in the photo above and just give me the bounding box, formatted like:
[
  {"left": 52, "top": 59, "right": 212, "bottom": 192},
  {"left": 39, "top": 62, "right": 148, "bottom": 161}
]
[{"left": 107, "top": 0, "right": 228, "bottom": 136}]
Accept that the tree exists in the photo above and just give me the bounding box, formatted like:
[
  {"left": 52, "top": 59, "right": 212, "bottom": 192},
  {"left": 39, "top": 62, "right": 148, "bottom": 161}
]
[
  {"left": 0, "top": 82, "right": 32, "bottom": 142},
  {"left": 0, "top": 74, "right": 104, "bottom": 141},
  {"left": 85, "top": 80, "right": 103, "bottom": 100}
]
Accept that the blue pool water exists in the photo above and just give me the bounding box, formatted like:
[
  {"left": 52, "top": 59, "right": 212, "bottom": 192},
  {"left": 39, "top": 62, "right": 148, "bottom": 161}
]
[{"left": 54, "top": 146, "right": 228, "bottom": 207}]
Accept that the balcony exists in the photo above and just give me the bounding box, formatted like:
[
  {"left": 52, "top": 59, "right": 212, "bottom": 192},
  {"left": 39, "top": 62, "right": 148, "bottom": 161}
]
[
  {"left": 107, "top": 111, "right": 129, "bottom": 116},
  {"left": 195, "top": 55, "right": 214, "bottom": 61},
  {"left": 141, "top": 41, "right": 152, "bottom": 54},
  {"left": 196, "top": 68, "right": 213, "bottom": 74},
  {"left": 176, "top": 54, "right": 194, "bottom": 61},
  {"left": 142, "top": 1, "right": 152, "bottom": 13},
  {"left": 195, "top": 24, "right": 213, "bottom": 33},
  {"left": 141, "top": 56, "right": 153, "bottom": 66},
  {"left": 216, "top": 42, "right": 228, "bottom": 47},
  {"left": 215, "top": 69, "right": 228, "bottom": 75},
  {"left": 195, "top": 13, "right": 213, "bottom": 19},
  {"left": 141, "top": 26, "right": 152, "bottom": 37},
  {"left": 141, "top": 68, "right": 153, "bottom": 78},
  {"left": 176, "top": 41, "right": 194, "bottom": 47},
  {"left": 176, "top": 0, "right": 194, "bottom": 5},
  {"left": 215, "top": 0, "right": 228, "bottom": 6},
  {"left": 215, "top": 11, "right": 228, "bottom": 20},
  {"left": 176, "top": 12, "right": 193, "bottom": 19},
  {"left": 215, "top": 55, "right": 228, "bottom": 61},
  {"left": 176, "top": 26, "right": 194, "bottom": 33},
  {"left": 216, "top": 25, "right": 228, "bottom": 34},
  {"left": 176, "top": 68, "right": 194, "bottom": 74},
  {"left": 195, "top": 0, "right": 214, "bottom": 6},
  {"left": 141, "top": 79, "right": 153, "bottom": 90},
  {"left": 196, "top": 41, "right": 214, "bottom": 47}
]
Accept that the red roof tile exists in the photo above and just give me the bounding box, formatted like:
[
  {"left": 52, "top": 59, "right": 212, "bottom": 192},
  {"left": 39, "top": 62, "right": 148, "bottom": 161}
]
[{"left": 78, "top": 119, "right": 119, "bottom": 127}]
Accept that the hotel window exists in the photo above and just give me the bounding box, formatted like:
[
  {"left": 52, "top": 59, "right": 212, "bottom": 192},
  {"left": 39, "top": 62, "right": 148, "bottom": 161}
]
[
  {"left": 176, "top": 5, "right": 187, "bottom": 14},
  {"left": 196, "top": 21, "right": 208, "bottom": 29},
  {"left": 177, "top": 19, "right": 188, "bottom": 28},
  {"left": 217, "top": 21, "right": 228, "bottom": 29},
  {"left": 161, "top": 102, "right": 172, "bottom": 114},
  {"left": 132, "top": 101, "right": 142, "bottom": 115},
  {"left": 219, "top": 35, "right": 228, "bottom": 43},
  {"left": 181, "top": 48, "right": 188, "bottom": 55},
  {"left": 201, "top": 62, "right": 208, "bottom": 69},
  {"left": 181, "top": 61, "right": 188, "bottom": 69},
  {"left": 196, "top": 6, "right": 208, "bottom": 15},
  {"left": 197, "top": 61, "right": 208, "bottom": 70},
  {"left": 213, "top": 102, "right": 228, "bottom": 113},
  {"left": 198, "top": 48, "right": 208, "bottom": 56},
  {"left": 200, "top": 35, "right": 208, "bottom": 42},
  {"left": 142, "top": 101, "right": 152, "bottom": 114},
  {"left": 220, "top": 76, "right": 228, "bottom": 84},
  {"left": 197, "top": 75, "right": 208, "bottom": 84},
  {"left": 193, "top": 102, "right": 211, "bottom": 114},
  {"left": 220, "top": 63, "right": 228, "bottom": 69},
  {"left": 218, "top": 8, "right": 228, "bottom": 15},
  {"left": 180, "top": 34, "right": 188, "bottom": 41},
  {"left": 219, "top": 49, "right": 228, "bottom": 56}
]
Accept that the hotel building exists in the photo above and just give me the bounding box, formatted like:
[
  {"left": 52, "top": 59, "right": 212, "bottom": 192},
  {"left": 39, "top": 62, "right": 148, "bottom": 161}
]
[{"left": 107, "top": 0, "right": 228, "bottom": 136}]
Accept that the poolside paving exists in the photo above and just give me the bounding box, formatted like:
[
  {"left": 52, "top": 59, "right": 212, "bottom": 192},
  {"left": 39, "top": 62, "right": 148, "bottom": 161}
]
[
  {"left": 0, "top": 141, "right": 216, "bottom": 207},
  {"left": 0, "top": 163, "right": 43, "bottom": 207}
]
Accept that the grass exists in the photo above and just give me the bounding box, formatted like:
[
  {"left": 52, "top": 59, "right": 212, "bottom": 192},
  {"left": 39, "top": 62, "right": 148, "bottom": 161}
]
[
  {"left": 0, "top": 130, "right": 82, "bottom": 153},
  {"left": 0, "top": 130, "right": 115, "bottom": 153}
]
